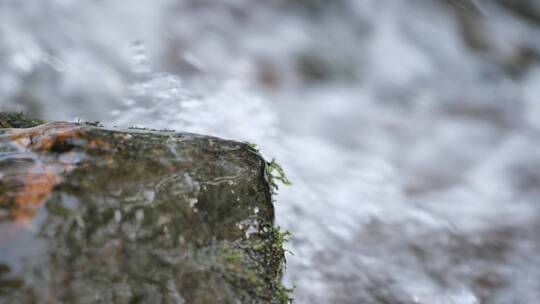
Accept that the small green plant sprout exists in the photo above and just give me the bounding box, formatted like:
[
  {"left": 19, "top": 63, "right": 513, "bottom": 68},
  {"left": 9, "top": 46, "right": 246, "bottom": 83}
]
[
  {"left": 243, "top": 142, "right": 292, "bottom": 194},
  {"left": 277, "top": 284, "right": 296, "bottom": 304},
  {"left": 274, "top": 225, "right": 294, "bottom": 256},
  {"left": 267, "top": 158, "right": 292, "bottom": 193},
  {"left": 246, "top": 142, "right": 259, "bottom": 151}
]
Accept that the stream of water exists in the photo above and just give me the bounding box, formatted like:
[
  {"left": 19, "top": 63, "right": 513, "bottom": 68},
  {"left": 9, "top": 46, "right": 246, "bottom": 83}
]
[{"left": 2, "top": 1, "right": 540, "bottom": 303}]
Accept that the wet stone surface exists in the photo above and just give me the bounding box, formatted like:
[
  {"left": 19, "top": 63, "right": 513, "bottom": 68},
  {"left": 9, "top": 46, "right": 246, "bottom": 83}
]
[{"left": 0, "top": 114, "right": 287, "bottom": 303}]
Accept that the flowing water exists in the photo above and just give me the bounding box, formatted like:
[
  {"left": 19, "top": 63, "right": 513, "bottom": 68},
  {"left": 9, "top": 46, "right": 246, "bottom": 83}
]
[{"left": 2, "top": 1, "right": 540, "bottom": 303}]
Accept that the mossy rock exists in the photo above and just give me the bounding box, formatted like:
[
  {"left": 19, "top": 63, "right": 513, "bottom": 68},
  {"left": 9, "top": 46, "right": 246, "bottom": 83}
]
[
  {"left": 0, "top": 112, "right": 45, "bottom": 129},
  {"left": 0, "top": 113, "right": 290, "bottom": 303}
]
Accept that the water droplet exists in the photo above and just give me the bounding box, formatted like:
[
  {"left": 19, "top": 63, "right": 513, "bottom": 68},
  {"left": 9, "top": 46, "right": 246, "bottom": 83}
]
[
  {"left": 245, "top": 228, "right": 256, "bottom": 239},
  {"left": 143, "top": 190, "right": 155, "bottom": 202},
  {"left": 114, "top": 210, "right": 122, "bottom": 223},
  {"left": 157, "top": 215, "right": 171, "bottom": 226},
  {"left": 135, "top": 209, "right": 144, "bottom": 221},
  {"left": 188, "top": 198, "right": 198, "bottom": 208},
  {"left": 76, "top": 215, "right": 85, "bottom": 228}
]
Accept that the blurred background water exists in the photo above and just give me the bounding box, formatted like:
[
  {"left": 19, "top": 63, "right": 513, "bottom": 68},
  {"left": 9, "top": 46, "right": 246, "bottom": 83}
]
[{"left": 2, "top": 0, "right": 540, "bottom": 303}]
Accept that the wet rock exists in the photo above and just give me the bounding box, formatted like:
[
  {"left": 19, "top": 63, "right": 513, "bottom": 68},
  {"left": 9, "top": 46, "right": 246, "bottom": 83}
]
[
  {"left": 496, "top": 0, "right": 540, "bottom": 25},
  {"left": 0, "top": 113, "right": 289, "bottom": 303}
]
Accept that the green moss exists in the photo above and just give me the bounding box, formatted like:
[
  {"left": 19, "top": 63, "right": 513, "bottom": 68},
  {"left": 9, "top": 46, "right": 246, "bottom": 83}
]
[
  {"left": 267, "top": 159, "right": 293, "bottom": 196},
  {"left": 243, "top": 142, "right": 293, "bottom": 197},
  {"left": 0, "top": 112, "right": 45, "bottom": 128},
  {"left": 243, "top": 142, "right": 294, "bottom": 303},
  {"left": 128, "top": 126, "right": 150, "bottom": 131},
  {"left": 277, "top": 284, "right": 295, "bottom": 304},
  {"left": 246, "top": 224, "right": 294, "bottom": 304},
  {"left": 245, "top": 142, "right": 260, "bottom": 151},
  {"left": 77, "top": 119, "right": 104, "bottom": 127}
]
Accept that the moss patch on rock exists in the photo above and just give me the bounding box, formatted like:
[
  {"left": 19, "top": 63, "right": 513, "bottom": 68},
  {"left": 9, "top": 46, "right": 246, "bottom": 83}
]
[{"left": 0, "top": 112, "right": 45, "bottom": 128}]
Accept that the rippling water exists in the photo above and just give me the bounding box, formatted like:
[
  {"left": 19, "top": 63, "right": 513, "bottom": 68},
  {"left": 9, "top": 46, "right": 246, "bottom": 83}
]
[{"left": 2, "top": 1, "right": 540, "bottom": 303}]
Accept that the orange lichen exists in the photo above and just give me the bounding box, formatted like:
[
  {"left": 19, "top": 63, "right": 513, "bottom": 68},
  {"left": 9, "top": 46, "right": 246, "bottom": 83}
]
[
  {"left": 0, "top": 122, "right": 112, "bottom": 225},
  {"left": 10, "top": 167, "right": 61, "bottom": 225}
]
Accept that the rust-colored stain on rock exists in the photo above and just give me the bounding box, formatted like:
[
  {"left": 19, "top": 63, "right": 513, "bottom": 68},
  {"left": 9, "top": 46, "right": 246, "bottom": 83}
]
[{"left": 0, "top": 122, "right": 109, "bottom": 225}]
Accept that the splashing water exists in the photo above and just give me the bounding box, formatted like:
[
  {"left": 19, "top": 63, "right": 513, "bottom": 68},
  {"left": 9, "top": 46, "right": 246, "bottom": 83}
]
[
  {"left": 114, "top": 73, "right": 277, "bottom": 143},
  {"left": 113, "top": 41, "right": 277, "bottom": 143},
  {"left": 2, "top": 0, "right": 540, "bottom": 303}
]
